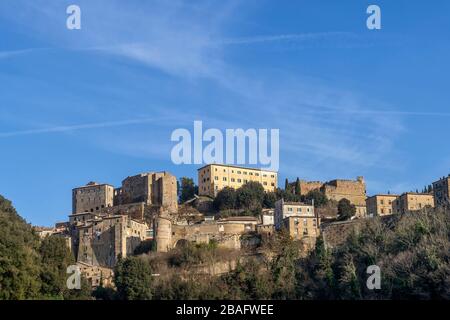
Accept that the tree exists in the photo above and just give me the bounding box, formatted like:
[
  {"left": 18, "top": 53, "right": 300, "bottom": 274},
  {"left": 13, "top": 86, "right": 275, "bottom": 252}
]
[
  {"left": 39, "top": 236, "right": 76, "bottom": 299},
  {"left": 0, "top": 195, "right": 41, "bottom": 299},
  {"left": 213, "top": 187, "right": 237, "bottom": 211},
  {"left": 284, "top": 178, "right": 289, "bottom": 191},
  {"left": 295, "top": 178, "right": 301, "bottom": 195},
  {"left": 337, "top": 198, "right": 356, "bottom": 221},
  {"left": 305, "top": 190, "right": 328, "bottom": 207},
  {"left": 179, "top": 177, "right": 197, "bottom": 203},
  {"left": 114, "top": 256, "right": 153, "bottom": 300},
  {"left": 236, "top": 181, "right": 265, "bottom": 213},
  {"left": 263, "top": 192, "right": 278, "bottom": 208}
]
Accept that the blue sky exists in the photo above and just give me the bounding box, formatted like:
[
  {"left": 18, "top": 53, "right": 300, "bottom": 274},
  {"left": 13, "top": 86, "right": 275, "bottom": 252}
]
[{"left": 1, "top": 0, "right": 449, "bottom": 226}]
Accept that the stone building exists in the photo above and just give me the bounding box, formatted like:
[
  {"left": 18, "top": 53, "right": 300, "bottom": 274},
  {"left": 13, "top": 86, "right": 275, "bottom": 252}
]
[
  {"left": 295, "top": 177, "right": 367, "bottom": 215},
  {"left": 274, "top": 199, "right": 315, "bottom": 230},
  {"left": 72, "top": 182, "right": 114, "bottom": 214},
  {"left": 322, "top": 177, "right": 366, "bottom": 207},
  {"left": 114, "top": 171, "right": 178, "bottom": 213},
  {"left": 274, "top": 199, "right": 320, "bottom": 252},
  {"left": 154, "top": 215, "right": 259, "bottom": 252},
  {"left": 198, "top": 164, "right": 277, "bottom": 197},
  {"left": 393, "top": 192, "right": 434, "bottom": 214},
  {"left": 366, "top": 194, "right": 398, "bottom": 217},
  {"left": 76, "top": 262, "right": 114, "bottom": 288},
  {"left": 73, "top": 214, "right": 148, "bottom": 268},
  {"left": 432, "top": 175, "right": 450, "bottom": 208},
  {"left": 282, "top": 215, "right": 320, "bottom": 249},
  {"left": 298, "top": 180, "right": 323, "bottom": 196}
]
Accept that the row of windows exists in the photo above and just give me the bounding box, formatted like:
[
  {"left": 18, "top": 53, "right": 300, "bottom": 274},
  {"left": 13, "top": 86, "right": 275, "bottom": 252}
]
[
  {"left": 287, "top": 207, "right": 311, "bottom": 213},
  {"left": 213, "top": 167, "right": 275, "bottom": 178}
]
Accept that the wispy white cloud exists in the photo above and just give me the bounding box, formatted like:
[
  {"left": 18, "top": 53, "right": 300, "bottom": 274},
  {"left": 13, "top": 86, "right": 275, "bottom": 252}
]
[
  {"left": 215, "top": 31, "right": 355, "bottom": 45},
  {"left": 0, "top": 0, "right": 412, "bottom": 178},
  {"left": 0, "top": 117, "right": 172, "bottom": 138},
  {"left": 0, "top": 48, "right": 48, "bottom": 59}
]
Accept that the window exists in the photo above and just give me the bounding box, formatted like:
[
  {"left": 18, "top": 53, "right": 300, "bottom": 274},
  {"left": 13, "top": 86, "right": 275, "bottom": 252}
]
[
  {"left": 223, "top": 177, "right": 227, "bottom": 181},
  {"left": 237, "top": 179, "right": 242, "bottom": 183},
  {"left": 231, "top": 178, "right": 235, "bottom": 182},
  {"left": 214, "top": 176, "right": 219, "bottom": 180},
  {"left": 297, "top": 208, "right": 302, "bottom": 212},
  {"left": 263, "top": 182, "right": 267, "bottom": 185}
]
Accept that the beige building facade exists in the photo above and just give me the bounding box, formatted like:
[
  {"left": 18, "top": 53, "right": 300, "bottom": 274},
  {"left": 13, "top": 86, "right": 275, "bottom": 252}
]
[
  {"left": 283, "top": 215, "right": 320, "bottom": 241},
  {"left": 366, "top": 194, "right": 398, "bottom": 217},
  {"left": 393, "top": 192, "right": 434, "bottom": 214},
  {"left": 72, "top": 182, "right": 115, "bottom": 214},
  {"left": 198, "top": 164, "right": 277, "bottom": 197},
  {"left": 274, "top": 199, "right": 315, "bottom": 230},
  {"left": 432, "top": 175, "right": 450, "bottom": 208}
]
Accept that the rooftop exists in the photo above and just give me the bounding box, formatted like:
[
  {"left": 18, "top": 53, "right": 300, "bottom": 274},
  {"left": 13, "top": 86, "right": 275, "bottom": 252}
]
[{"left": 197, "top": 163, "right": 278, "bottom": 173}]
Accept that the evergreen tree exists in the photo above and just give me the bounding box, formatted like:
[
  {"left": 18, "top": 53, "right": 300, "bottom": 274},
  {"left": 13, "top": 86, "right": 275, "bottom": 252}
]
[{"left": 295, "top": 178, "right": 301, "bottom": 195}]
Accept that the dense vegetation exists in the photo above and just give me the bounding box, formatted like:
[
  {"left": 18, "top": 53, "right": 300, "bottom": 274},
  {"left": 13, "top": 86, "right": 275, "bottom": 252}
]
[
  {"left": 109, "top": 207, "right": 450, "bottom": 300},
  {"left": 0, "top": 195, "right": 91, "bottom": 300},
  {"left": 2, "top": 193, "right": 449, "bottom": 300},
  {"left": 212, "top": 181, "right": 330, "bottom": 217}
]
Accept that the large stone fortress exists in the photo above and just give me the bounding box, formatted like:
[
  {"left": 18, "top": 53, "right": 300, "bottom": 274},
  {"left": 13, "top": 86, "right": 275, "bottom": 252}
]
[
  {"left": 68, "top": 171, "right": 178, "bottom": 274},
  {"left": 299, "top": 177, "right": 366, "bottom": 205},
  {"left": 114, "top": 172, "right": 178, "bottom": 213},
  {"left": 299, "top": 177, "right": 367, "bottom": 217},
  {"left": 72, "top": 182, "right": 115, "bottom": 214},
  {"left": 198, "top": 164, "right": 278, "bottom": 197}
]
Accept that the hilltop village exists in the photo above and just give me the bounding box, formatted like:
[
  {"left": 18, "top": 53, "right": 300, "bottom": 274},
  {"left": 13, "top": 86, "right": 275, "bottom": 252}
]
[{"left": 35, "top": 164, "right": 450, "bottom": 288}]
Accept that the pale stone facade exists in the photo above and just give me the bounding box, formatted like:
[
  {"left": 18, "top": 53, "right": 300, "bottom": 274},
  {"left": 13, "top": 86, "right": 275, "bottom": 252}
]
[
  {"left": 73, "top": 214, "right": 148, "bottom": 268},
  {"left": 366, "top": 194, "right": 398, "bottom": 217},
  {"left": 77, "top": 262, "right": 114, "bottom": 288},
  {"left": 432, "top": 175, "right": 450, "bottom": 208},
  {"left": 154, "top": 215, "right": 259, "bottom": 252},
  {"left": 198, "top": 164, "right": 277, "bottom": 197},
  {"left": 322, "top": 177, "right": 366, "bottom": 207},
  {"left": 283, "top": 215, "right": 320, "bottom": 243},
  {"left": 72, "top": 182, "right": 114, "bottom": 214},
  {"left": 393, "top": 192, "right": 434, "bottom": 214},
  {"left": 274, "top": 199, "right": 315, "bottom": 230},
  {"left": 115, "top": 171, "right": 178, "bottom": 213},
  {"left": 296, "top": 177, "right": 367, "bottom": 210}
]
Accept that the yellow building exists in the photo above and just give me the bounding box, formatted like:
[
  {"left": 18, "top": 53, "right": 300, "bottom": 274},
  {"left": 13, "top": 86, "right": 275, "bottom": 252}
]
[
  {"left": 366, "top": 194, "right": 398, "bottom": 217},
  {"left": 393, "top": 192, "right": 434, "bottom": 214},
  {"left": 198, "top": 164, "right": 277, "bottom": 197}
]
